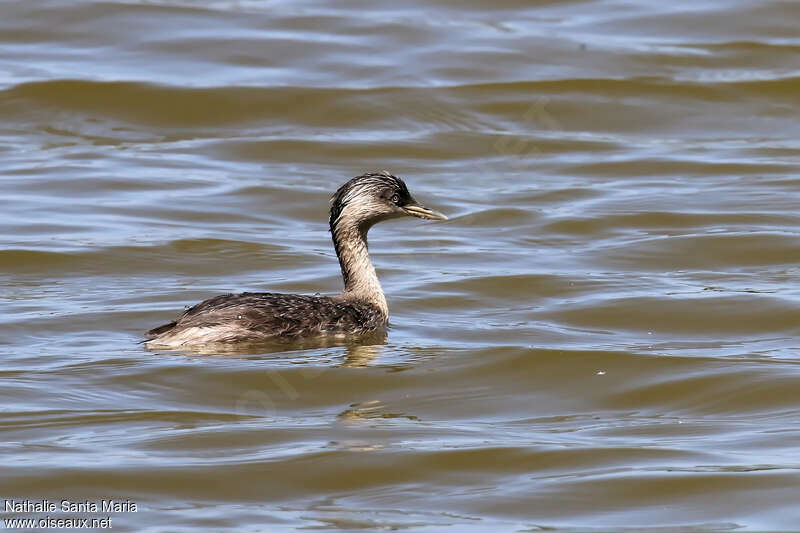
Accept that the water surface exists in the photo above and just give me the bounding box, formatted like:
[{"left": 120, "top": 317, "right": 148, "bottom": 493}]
[{"left": 2, "top": 0, "right": 800, "bottom": 531}]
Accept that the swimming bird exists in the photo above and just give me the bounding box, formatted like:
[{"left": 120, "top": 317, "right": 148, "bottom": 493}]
[{"left": 144, "top": 171, "right": 447, "bottom": 347}]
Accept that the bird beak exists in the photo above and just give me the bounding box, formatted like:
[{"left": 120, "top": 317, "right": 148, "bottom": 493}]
[{"left": 402, "top": 202, "right": 448, "bottom": 221}]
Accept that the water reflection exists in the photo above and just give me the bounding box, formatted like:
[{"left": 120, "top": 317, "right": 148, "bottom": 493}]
[
  {"left": 144, "top": 330, "right": 388, "bottom": 364},
  {"left": 337, "top": 399, "right": 420, "bottom": 423},
  {"left": 340, "top": 341, "right": 386, "bottom": 367}
]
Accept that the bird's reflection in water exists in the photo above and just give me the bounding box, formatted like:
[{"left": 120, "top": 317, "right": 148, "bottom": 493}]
[
  {"left": 340, "top": 341, "right": 385, "bottom": 367},
  {"left": 146, "top": 330, "right": 388, "bottom": 367},
  {"left": 337, "top": 399, "right": 420, "bottom": 423},
  {"left": 146, "top": 332, "right": 422, "bottom": 428}
]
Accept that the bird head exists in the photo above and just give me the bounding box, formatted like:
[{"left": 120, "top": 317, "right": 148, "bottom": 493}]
[{"left": 329, "top": 171, "right": 447, "bottom": 232}]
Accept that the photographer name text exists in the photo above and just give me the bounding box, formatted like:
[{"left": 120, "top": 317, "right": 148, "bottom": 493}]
[{"left": 4, "top": 499, "right": 137, "bottom": 513}]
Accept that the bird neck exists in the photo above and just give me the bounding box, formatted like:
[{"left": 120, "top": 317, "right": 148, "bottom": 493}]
[{"left": 331, "top": 218, "right": 388, "bottom": 318}]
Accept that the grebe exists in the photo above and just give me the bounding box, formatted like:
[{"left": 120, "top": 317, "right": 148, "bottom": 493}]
[{"left": 145, "top": 171, "right": 447, "bottom": 347}]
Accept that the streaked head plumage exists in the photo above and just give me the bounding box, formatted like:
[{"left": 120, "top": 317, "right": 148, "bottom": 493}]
[{"left": 329, "top": 170, "right": 446, "bottom": 230}]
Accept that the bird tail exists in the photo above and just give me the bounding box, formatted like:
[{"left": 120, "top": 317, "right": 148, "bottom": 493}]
[{"left": 144, "top": 320, "right": 177, "bottom": 340}]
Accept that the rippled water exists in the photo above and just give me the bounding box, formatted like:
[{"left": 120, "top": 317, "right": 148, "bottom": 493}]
[{"left": 2, "top": 1, "right": 800, "bottom": 531}]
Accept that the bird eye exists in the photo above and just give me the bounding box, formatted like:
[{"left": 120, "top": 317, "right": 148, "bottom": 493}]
[{"left": 390, "top": 194, "right": 400, "bottom": 204}]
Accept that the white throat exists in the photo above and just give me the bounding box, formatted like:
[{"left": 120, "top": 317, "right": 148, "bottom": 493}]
[{"left": 331, "top": 210, "right": 389, "bottom": 318}]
